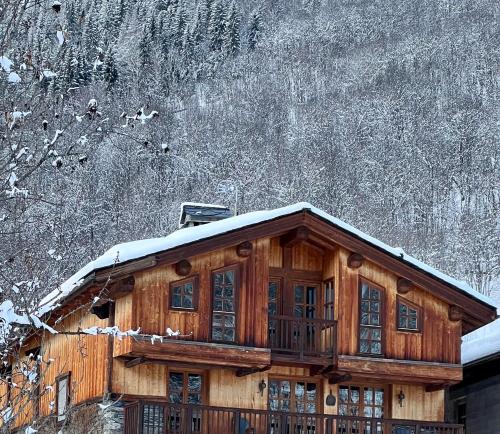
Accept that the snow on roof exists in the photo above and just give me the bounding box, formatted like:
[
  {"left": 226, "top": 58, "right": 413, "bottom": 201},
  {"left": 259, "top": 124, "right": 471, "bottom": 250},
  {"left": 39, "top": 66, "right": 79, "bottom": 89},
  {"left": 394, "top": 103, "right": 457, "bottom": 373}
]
[
  {"left": 462, "top": 317, "right": 500, "bottom": 365},
  {"left": 39, "top": 202, "right": 497, "bottom": 312}
]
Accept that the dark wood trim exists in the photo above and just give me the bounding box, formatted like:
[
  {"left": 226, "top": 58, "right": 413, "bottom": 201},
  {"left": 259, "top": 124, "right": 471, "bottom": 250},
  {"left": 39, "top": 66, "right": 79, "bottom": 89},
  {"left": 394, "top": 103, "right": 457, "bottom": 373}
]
[
  {"left": 396, "top": 295, "right": 423, "bottom": 333},
  {"left": 269, "top": 267, "right": 323, "bottom": 282},
  {"left": 449, "top": 306, "right": 464, "bottom": 322},
  {"left": 236, "top": 241, "right": 252, "bottom": 257},
  {"left": 169, "top": 275, "right": 199, "bottom": 311},
  {"left": 397, "top": 278, "right": 413, "bottom": 294},
  {"left": 125, "top": 357, "right": 146, "bottom": 368},
  {"left": 347, "top": 253, "right": 364, "bottom": 269},
  {"left": 105, "top": 301, "right": 115, "bottom": 394},
  {"left": 280, "top": 226, "right": 310, "bottom": 247},
  {"left": 327, "top": 373, "right": 352, "bottom": 384},
  {"left": 425, "top": 383, "right": 451, "bottom": 392},
  {"left": 174, "top": 259, "right": 192, "bottom": 277},
  {"left": 235, "top": 365, "right": 271, "bottom": 377}
]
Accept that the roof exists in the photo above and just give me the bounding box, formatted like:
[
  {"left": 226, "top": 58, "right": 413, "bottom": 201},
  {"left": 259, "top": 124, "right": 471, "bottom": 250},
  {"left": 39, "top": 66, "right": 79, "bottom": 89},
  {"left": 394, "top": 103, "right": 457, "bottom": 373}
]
[
  {"left": 39, "top": 202, "right": 497, "bottom": 313},
  {"left": 462, "top": 318, "right": 500, "bottom": 365}
]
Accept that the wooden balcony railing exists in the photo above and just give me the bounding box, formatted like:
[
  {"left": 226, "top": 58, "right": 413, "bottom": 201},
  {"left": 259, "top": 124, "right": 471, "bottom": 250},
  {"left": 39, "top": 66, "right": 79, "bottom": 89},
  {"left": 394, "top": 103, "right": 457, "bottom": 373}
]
[
  {"left": 124, "top": 402, "right": 464, "bottom": 434},
  {"left": 268, "top": 315, "right": 337, "bottom": 363}
]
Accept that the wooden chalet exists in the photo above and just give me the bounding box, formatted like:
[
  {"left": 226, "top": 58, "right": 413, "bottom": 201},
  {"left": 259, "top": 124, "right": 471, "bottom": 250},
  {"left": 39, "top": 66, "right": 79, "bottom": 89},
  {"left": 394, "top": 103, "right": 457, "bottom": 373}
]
[{"left": 4, "top": 202, "right": 497, "bottom": 434}]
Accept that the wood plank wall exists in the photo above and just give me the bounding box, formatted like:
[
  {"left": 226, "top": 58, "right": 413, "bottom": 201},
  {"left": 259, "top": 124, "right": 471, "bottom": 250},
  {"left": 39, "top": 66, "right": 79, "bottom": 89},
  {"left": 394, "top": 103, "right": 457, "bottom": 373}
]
[{"left": 38, "top": 310, "right": 109, "bottom": 417}]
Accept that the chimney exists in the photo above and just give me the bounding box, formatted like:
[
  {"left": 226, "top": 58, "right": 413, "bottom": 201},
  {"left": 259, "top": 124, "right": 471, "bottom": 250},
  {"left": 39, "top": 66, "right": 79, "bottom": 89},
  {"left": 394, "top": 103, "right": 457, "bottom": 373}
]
[{"left": 179, "top": 202, "right": 233, "bottom": 229}]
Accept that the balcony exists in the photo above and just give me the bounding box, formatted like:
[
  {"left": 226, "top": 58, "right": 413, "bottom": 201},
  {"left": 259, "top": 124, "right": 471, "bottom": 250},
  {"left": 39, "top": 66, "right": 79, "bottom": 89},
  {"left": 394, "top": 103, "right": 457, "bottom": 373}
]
[
  {"left": 124, "top": 402, "right": 464, "bottom": 434},
  {"left": 268, "top": 315, "right": 337, "bottom": 366},
  {"left": 115, "top": 316, "right": 337, "bottom": 370}
]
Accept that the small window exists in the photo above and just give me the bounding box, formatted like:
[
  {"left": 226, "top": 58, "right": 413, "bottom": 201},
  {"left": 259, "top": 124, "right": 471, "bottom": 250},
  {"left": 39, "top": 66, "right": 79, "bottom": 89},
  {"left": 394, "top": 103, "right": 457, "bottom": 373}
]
[
  {"left": 56, "top": 373, "right": 70, "bottom": 422},
  {"left": 359, "top": 280, "right": 383, "bottom": 355},
  {"left": 397, "top": 297, "right": 421, "bottom": 332},
  {"left": 338, "top": 385, "right": 385, "bottom": 418},
  {"left": 324, "top": 279, "right": 334, "bottom": 321},
  {"left": 168, "top": 371, "right": 204, "bottom": 405},
  {"left": 170, "top": 276, "right": 198, "bottom": 310}
]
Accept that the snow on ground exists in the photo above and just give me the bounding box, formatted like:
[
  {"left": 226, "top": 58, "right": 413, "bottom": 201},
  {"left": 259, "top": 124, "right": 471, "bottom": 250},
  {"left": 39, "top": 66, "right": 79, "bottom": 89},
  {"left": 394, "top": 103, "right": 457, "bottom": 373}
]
[
  {"left": 8, "top": 72, "right": 21, "bottom": 83},
  {"left": 462, "top": 317, "right": 500, "bottom": 365},
  {"left": 0, "top": 55, "right": 13, "bottom": 72},
  {"left": 39, "top": 202, "right": 497, "bottom": 311}
]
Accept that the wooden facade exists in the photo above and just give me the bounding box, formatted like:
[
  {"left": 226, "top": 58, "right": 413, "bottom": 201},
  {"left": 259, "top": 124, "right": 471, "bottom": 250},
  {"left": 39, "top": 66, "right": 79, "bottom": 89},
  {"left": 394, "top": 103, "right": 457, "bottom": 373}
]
[{"left": 8, "top": 208, "right": 496, "bottom": 433}]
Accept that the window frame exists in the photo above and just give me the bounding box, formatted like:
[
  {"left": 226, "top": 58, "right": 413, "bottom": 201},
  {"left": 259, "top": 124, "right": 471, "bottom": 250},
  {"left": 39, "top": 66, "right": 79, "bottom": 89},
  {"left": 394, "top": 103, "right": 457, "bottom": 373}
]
[
  {"left": 166, "top": 369, "right": 206, "bottom": 405},
  {"left": 210, "top": 264, "right": 240, "bottom": 343},
  {"left": 55, "top": 371, "right": 71, "bottom": 423},
  {"left": 337, "top": 383, "right": 387, "bottom": 419},
  {"left": 323, "top": 278, "right": 335, "bottom": 321},
  {"left": 169, "top": 275, "right": 199, "bottom": 311},
  {"left": 396, "top": 296, "right": 422, "bottom": 333},
  {"left": 358, "top": 277, "right": 385, "bottom": 357},
  {"left": 268, "top": 376, "right": 322, "bottom": 414}
]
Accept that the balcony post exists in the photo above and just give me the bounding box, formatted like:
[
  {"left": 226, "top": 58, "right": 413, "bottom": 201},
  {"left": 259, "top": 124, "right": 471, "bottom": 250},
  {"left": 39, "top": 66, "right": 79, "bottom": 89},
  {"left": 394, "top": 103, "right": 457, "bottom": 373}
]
[
  {"left": 299, "top": 320, "right": 305, "bottom": 360},
  {"left": 234, "top": 409, "right": 241, "bottom": 434},
  {"left": 185, "top": 405, "right": 193, "bottom": 434}
]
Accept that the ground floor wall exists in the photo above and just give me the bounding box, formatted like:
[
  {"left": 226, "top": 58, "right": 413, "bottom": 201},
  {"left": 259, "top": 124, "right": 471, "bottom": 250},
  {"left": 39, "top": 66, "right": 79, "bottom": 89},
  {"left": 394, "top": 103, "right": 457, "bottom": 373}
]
[{"left": 112, "top": 360, "right": 444, "bottom": 421}]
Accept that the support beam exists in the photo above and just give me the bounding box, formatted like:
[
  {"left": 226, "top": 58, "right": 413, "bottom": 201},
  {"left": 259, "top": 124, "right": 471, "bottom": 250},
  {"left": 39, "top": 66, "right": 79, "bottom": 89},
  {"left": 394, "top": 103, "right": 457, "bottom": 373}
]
[
  {"left": 125, "top": 357, "right": 146, "bottom": 368},
  {"left": 449, "top": 306, "right": 464, "bottom": 322},
  {"left": 235, "top": 365, "right": 271, "bottom": 377},
  {"left": 236, "top": 241, "right": 253, "bottom": 258},
  {"left": 327, "top": 373, "right": 352, "bottom": 384},
  {"left": 310, "top": 364, "right": 335, "bottom": 377},
  {"left": 90, "top": 302, "right": 110, "bottom": 320},
  {"left": 280, "top": 226, "right": 309, "bottom": 247},
  {"left": 109, "top": 276, "right": 135, "bottom": 299},
  {"left": 397, "top": 278, "right": 413, "bottom": 295},
  {"left": 425, "top": 383, "right": 451, "bottom": 392},
  {"left": 175, "top": 259, "right": 192, "bottom": 277},
  {"left": 347, "top": 253, "right": 364, "bottom": 269}
]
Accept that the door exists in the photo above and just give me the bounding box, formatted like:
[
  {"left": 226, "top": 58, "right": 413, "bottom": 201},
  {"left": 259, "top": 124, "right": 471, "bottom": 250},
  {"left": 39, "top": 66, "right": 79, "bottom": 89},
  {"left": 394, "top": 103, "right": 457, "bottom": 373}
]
[
  {"left": 167, "top": 371, "right": 204, "bottom": 433},
  {"left": 290, "top": 282, "right": 320, "bottom": 354},
  {"left": 268, "top": 378, "right": 320, "bottom": 434}
]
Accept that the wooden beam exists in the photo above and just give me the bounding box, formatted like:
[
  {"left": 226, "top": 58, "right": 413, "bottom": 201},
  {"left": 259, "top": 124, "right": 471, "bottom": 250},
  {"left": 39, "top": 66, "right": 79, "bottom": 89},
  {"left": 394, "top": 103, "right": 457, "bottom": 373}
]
[
  {"left": 449, "top": 306, "right": 464, "bottom": 322},
  {"left": 397, "top": 278, "right": 413, "bottom": 295},
  {"left": 347, "top": 253, "right": 364, "bottom": 269},
  {"left": 174, "top": 259, "right": 192, "bottom": 277},
  {"left": 236, "top": 241, "right": 253, "bottom": 258},
  {"left": 425, "top": 383, "right": 451, "bottom": 392},
  {"left": 125, "top": 357, "right": 146, "bottom": 368},
  {"left": 280, "top": 226, "right": 309, "bottom": 247},
  {"left": 310, "top": 364, "right": 335, "bottom": 377},
  {"left": 327, "top": 373, "right": 353, "bottom": 384},
  {"left": 235, "top": 365, "right": 271, "bottom": 377},
  {"left": 109, "top": 276, "right": 135, "bottom": 299}
]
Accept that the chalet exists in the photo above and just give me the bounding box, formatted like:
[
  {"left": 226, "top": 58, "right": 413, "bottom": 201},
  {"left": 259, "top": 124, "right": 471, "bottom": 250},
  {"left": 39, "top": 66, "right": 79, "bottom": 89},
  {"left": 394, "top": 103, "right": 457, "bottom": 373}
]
[
  {"left": 446, "top": 318, "right": 500, "bottom": 433},
  {"left": 4, "top": 202, "right": 497, "bottom": 434}
]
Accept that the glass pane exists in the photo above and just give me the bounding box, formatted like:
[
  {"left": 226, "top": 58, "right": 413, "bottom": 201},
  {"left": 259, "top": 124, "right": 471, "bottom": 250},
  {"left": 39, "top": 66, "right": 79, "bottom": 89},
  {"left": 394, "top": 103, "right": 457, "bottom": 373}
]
[
  {"left": 296, "top": 401, "right": 305, "bottom": 413},
  {"left": 399, "top": 303, "right": 407, "bottom": 314},
  {"left": 295, "top": 305, "right": 304, "bottom": 318},
  {"left": 361, "top": 283, "right": 369, "bottom": 299},
  {"left": 306, "top": 382, "right": 316, "bottom": 398},
  {"left": 374, "top": 407, "right": 383, "bottom": 418},
  {"left": 184, "top": 282, "right": 193, "bottom": 294},
  {"left": 364, "top": 388, "right": 373, "bottom": 405},
  {"left": 338, "top": 404, "right": 347, "bottom": 415},
  {"left": 214, "top": 273, "right": 223, "bottom": 287},
  {"left": 212, "top": 314, "right": 223, "bottom": 326},
  {"left": 350, "top": 406, "right": 360, "bottom": 416},
  {"left": 187, "top": 393, "right": 201, "bottom": 404},
  {"left": 269, "top": 399, "right": 278, "bottom": 411},
  {"left": 306, "top": 306, "right": 316, "bottom": 318},
  {"left": 224, "top": 315, "right": 235, "bottom": 327},
  {"left": 269, "top": 282, "right": 278, "bottom": 299},
  {"left": 224, "top": 287, "right": 234, "bottom": 298},
  {"left": 306, "top": 287, "right": 316, "bottom": 304},
  {"left": 269, "top": 302, "right": 277, "bottom": 315},
  {"left": 370, "top": 289, "right": 380, "bottom": 300},
  {"left": 364, "top": 406, "right": 373, "bottom": 417},
  {"left": 169, "top": 392, "right": 182, "bottom": 403},
  {"left": 280, "top": 381, "right": 291, "bottom": 398},
  {"left": 371, "top": 301, "right": 380, "bottom": 312},
  {"left": 306, "top": 402, "right": 316, "bottom": 413},
  {"left": 225, "top": 270, "right": 234, "bottom": 285},
  {"left": 372, "top": 329, "right": 381, "bottom": 341},
  {"left": 375, "top": 390, "right": 384, "bottom": 405},
  {"left": 361, "top": 301, "right": 369, "bottom": 312},
  {"left": 350, "top": 387, "right": 360, "bottom": 404},
  {"left": 280, "top": 400, "right": 290, "bottom": 411},
  {"left": 361, "top": 313, "right": 369, "bottom": 325},
  {"left": 398, "top": 316, "right": 408, "bottom": 329},
  {"left": 409, "top": 317, "right": 418, "bottom": 329},
  {"left": 183, "top": 294, "right": 193, "bottom": 308},
  {"left": 169, "top": 373, "right": 183, "bottom": 391},
  {"left": 295, "top": 286, "right": 304, "bottom": 302},
  {"left": 295, "top": 382, "right": 305, "bottom": 398},
  {"left": 360, "top": 340, "right": 370, "bottom": 353},
  {"left": 223, "top": 328, "right": 235, "bottom": 342},
  {"left": 360, "top": 327, "right": 370, "bottom": 339},
  {"left": 223, "top": 299, "right": 234, "bottom": 312},
  {"left": 188, "top": 374, "right": 201, "bottom": 392},
  {"left": 269, "top": 381, "right": 278, "bottom": 398},
  {"left": 212, "top": 327, "right": 223, "bottom": 340},
  {"left": 172, "top": 294, "right": 181, "bottom": 307},
  {"left": 370, "top": 314, "right": 380, "bottom": 325},
  {"left": 173, "top": 286, "right": 182, "bottom": 295},
  {"left": 339, "top": 387, "right": 348, "bottom": 403},
  {"left": 371, "top": 342, "right": 382, "bottom": 354}
]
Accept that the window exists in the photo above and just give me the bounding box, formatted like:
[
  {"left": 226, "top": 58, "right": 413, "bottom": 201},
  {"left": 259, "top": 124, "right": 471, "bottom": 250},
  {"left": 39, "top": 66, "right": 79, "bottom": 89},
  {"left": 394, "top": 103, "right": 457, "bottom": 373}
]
[
  {"left": 268, "top": 279, "right": 281, "bottom": 316},
  {"left": 166, "top": 371, "right": 204, "bottom": 432},
  {"left": 170, "top": 276, "right": 198, "bottom": 310},
  {"left": 268, "top": 378, "right": 319, "bottom": 413},
  {"left": 324, "top": 279, "right": 334, "bottom": 320},
  {"left": 359, "top": 280, "right": 383, "bottom": 355},
  {"left": 397, "top": 297, "right": 421, "bottom": 332},
  {"left": 211, "top": 266, "right": 238, "bottom": 342},
  {"left": 338, "top": 385, "right": 384, "bottom": 418},
  {"left": 293, "top": 282, "right": 319, "bottom": 319},
  {"left": 168, "top": 371, "right": 204, "bottom": 405},
  {"left": 56, "top": 373, "right": 70, "bottom": 422}
]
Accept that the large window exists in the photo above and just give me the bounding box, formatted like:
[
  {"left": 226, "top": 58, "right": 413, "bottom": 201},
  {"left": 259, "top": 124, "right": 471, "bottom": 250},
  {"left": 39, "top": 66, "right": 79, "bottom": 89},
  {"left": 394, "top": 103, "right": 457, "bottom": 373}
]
[
  {"left": 170, "top": 276, "right": 198, "bottom": 310},
  {"left": 397, "top": 297, "right": 421, "bottom": 332},
  {"left": 168, "top": 371, "right": 204, "bottom": 405},
  {"left": 293, "top": 282, "right": 319, "bottom": 319},
  {"left": 268, "top": 378, "right": 319, "bottom": 413},
  {"left": 211, "top": 266, "right": 238, "bottom": 342},
  {"left": 359, "top": 280, "right": 383, "bottom": 355}
]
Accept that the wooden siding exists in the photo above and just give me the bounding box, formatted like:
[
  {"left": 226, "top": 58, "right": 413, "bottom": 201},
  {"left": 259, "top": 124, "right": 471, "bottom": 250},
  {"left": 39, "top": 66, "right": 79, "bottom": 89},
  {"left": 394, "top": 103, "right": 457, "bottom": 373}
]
[
  {"left": 39, "top": 310, "right": 109, "bottom": 417},
  {"left": 391, "top": 385, "right": 444, "bottom": 421},
  {"left": 130, "top": 239, "right": 270, "bottom": 348}
]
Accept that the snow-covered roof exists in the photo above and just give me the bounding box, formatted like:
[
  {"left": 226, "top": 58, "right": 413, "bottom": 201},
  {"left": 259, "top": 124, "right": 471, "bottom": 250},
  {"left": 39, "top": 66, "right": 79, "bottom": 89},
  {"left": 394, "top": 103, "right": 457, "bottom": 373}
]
[
  {"left": 39, "top": 202, "right": 497, "bottom": 312},
  {"left": 461, "top": 318, "right": 500, "bottom": 365}
]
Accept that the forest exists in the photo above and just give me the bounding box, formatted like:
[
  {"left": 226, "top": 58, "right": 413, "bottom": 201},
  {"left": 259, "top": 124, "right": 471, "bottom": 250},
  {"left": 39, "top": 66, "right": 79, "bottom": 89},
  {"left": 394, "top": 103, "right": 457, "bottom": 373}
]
[{"left": 1, "top": 0, "right": 499, "bottom": 312}]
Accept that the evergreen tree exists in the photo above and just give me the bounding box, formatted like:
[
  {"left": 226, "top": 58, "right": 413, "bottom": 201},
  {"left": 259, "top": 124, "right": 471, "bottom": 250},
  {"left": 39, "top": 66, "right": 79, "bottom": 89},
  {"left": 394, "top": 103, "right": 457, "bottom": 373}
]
[
  {"left": 223, "top": 2, "right": 240, "bottom": 56},
  {"left": 208, "top": 1, "right": 225, "bottom": 52},
  {"left": 103, "top": 47, "right": 119, "bottom": 89},
  {"left": 138, "top": 24, "right": 153, "bottom": 68},
  {"left": 247, "top": 8, "right": 262, "bottom": 50}
]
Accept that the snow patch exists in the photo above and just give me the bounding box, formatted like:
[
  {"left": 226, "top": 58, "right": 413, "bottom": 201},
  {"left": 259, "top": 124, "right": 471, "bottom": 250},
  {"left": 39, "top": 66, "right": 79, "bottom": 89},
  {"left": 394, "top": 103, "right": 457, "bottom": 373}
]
[
  {"left": 0, "top": 56, "right": 13, "bottom": 72},
  {"left": 56, "top": 30, "right": 64, "bottom": 45},
  {"left": 8, "top": 72, "right": 21, "bottom": 83}
]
